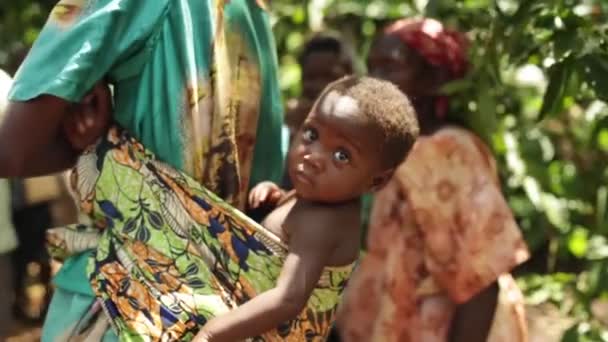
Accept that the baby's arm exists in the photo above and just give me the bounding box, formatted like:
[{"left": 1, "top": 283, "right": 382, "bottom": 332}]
[
  {"left": 195, "top": 211, "right": 338, "bottom": 342},
  {"left": 248, "top": 181, "right": 287, "bottom": 209}
]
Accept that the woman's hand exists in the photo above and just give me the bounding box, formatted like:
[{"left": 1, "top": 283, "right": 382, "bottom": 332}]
[
  {"left": 248, "top": 181, "right": 284, "bottom": 209},
  {"left": 63, "top": 82, "right": 112, "bottom": 150}
]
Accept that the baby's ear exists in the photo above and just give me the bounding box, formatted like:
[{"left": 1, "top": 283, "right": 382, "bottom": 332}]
[{"left": 370, "top": 168, "right": 394, "bottom": 192}]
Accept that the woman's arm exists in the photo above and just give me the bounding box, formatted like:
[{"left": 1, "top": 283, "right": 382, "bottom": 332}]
[
  {"left": 0, "top": 96, "right": 78, "bottom": 177},
  {"left": 448, "top": 281, "right": 499, "bottom": 342},
  {"left": 0, "top": 83, "right": 111, "bottom": 178}
]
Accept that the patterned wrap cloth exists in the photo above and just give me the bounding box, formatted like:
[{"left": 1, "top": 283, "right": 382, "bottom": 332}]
[
  {"left": 337, "top": 128, "right": 529, "bottom": 342},
  {"left": 48, "top": 126, "right": 354, "bottom": 341}
]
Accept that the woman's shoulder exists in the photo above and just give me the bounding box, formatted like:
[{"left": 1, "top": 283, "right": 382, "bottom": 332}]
[
  {"left": 409, "top": 126, "right": 497, "bottom": 175},
  {"left": 422, "top": 126, "right": 483, "bottom": 147}
]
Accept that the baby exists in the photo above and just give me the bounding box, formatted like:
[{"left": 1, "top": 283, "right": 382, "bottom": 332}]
[{"left": 195, "top": 76, "right": 419, "bottom": 341}]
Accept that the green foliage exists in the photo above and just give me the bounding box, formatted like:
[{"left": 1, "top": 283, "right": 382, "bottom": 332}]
[
  {"left": 271, "top": 0, "right": 608, "bottom": 339},
  {"left": 0, "top": 1, "right": 55, "bottom": 72},
  {"left": 2, "top": 0, "right": 608, "bottom": 339}
]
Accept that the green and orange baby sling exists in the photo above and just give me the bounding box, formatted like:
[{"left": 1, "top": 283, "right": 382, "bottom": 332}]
[{"left": 47, "top": 127, "right": 353, "bottom": 341}]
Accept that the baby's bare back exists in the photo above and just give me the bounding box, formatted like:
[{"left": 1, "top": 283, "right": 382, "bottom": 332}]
[{"left": 262, "top": 195, "right": 361, "bottom": 267}]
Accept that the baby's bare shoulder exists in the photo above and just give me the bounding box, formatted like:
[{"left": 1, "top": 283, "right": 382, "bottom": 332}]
[{"left": 287, "top": 202, "right": 359, "bottom": 239}]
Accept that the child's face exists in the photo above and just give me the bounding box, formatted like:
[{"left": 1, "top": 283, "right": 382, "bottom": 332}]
[
  {"left": 302, "top": 51, "right": 350, "bottom": 100},
  {"left": 288, "top": 90, "right": 385, "bottom": 203}
]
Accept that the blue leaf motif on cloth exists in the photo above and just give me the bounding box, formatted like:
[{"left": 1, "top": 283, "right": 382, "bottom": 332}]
[
  {"left": 208, "top": 217, "right": 225, "bottom": 236},
  {"left": 192, "top": 195, "right": 212, "bottom": 210},
  {"left": 123, "top": 217, "right": 138, "bottom": 234},
  {"left": 246, "top": 233, "right": 269, "bottom": 254},
  {"left": 148, "top": 211, "right": 164, "bottom": 230},
  {"left": 136, "top": 226, "right": 151, "bottom": 242},
  {"left": 104, "top": 299, "right": 120, "bottom": 319},
  {"left": 160, "top": 305, "right": 179, "bottom": 328},
  {"left": 231, "top": 236, "right": 250, "bottom": 271},
  {"left": 187, "top": 278, "right": 205, "bottom": 289},
  {"left": 99, "top": 200, "right": 124, "bottom": 221},
  {"left": 185, "top": 263, "right": 199, "bottom": 277}
]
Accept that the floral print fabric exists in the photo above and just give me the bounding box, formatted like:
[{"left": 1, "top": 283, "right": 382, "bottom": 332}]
[{"left": 338, "top": 127, "right": 529, "bottom": 342}]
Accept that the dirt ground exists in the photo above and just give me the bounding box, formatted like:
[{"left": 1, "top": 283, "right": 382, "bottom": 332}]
[{"left": 5, "top": 304, "right": 573, "bottom": 342}]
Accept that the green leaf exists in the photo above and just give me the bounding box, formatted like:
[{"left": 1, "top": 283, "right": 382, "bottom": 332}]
[
  {"left": 554, "top": 29, "right": 580, "bottom": 61},
  {"left": 539, "top": 58, "right": 573, "bottom": 119},
  {"left": 598, "top": 130, "right": 608, "bottom": 153},
  {"left": 439, "top": 78, "right": 471, "bottom": 95},
  {"left": 597, "top": 186, "right": 608, "bottom": 230},
  {"left": 561, "top": 324, "right": 582, "bottom": 342},
  {"left": 583, "top": 54, "right": 608, "bottom": 102},
  {"left": 291, "top": 6, "right": 306, "bottom": 24},
  {"left": 509, "top": 0, "right": 542, "bottom": 26},
  {"left": 568, "top": 227, "right": 589, "bottom": 258},
  {"left": 587, "top": 236, "right": 608, "bottom": 260}
]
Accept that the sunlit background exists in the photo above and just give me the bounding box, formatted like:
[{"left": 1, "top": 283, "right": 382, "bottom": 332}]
[{"left": 2, "top": 1, "right": 608, "bottom": 340}]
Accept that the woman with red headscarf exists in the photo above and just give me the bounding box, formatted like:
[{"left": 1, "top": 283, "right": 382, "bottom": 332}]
[{"left": 337, "top": 18, "right": 530, "bottom": 342}]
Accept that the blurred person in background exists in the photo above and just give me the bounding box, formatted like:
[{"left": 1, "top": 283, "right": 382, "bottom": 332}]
[
  {"left": 0, "top": 69, "right": 19, "bottom": 339},
  {"left": 337, "top": 18, "right": 530, "bottom": 342}
]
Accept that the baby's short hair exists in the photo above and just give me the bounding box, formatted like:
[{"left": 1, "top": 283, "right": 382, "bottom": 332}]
[{"left": 323, "top": 76, "right": 419, "bottom": 168}]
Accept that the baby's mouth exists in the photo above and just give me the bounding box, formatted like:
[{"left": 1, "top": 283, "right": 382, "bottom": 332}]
[{"left": 294, "top": 164, "right": 313, "bottom": 186}]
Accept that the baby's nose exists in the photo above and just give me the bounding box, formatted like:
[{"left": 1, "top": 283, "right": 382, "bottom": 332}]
[{"left": 303, "top": 152, "right": 324, "bottom": 172}]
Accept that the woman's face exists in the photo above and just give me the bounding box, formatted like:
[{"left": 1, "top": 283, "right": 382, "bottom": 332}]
[{"left": 367, "top": 34, "right": 428, "bottom": 97}]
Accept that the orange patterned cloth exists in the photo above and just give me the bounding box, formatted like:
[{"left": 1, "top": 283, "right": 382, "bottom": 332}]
[{"left": 337, "top": 127, "right": 530, "bottom": 342}]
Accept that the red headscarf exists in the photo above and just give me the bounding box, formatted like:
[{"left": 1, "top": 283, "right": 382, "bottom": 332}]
[{"left": 385, "top": 18, "right": 468, "bottom": 118}]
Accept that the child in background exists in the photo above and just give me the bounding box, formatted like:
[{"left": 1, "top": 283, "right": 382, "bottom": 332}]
[
  {"left": 194, "top": 76, "right": 418, "bottom": 341},
  {"left": 281, "top": 33, "right": 355, "bottom": 191}
]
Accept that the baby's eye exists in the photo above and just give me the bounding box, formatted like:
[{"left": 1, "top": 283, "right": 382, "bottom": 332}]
[
  {"left": 302, "top": 127, "right": 318, "bottom": 142},
  {"left": 333, "top": 149, "right": 350, "bottom": 164}
]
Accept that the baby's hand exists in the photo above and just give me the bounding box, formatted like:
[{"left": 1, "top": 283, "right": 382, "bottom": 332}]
[
  {"left": 63, "top": 82, "right": 112, "bottom": 150},
  {"left": 248, "top": 181, "right": 284, "bottom": 209}
]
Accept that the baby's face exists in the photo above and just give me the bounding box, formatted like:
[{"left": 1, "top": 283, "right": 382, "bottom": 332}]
[{"left": 288, "top": 90, "right": 385, "bottom": 203}]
